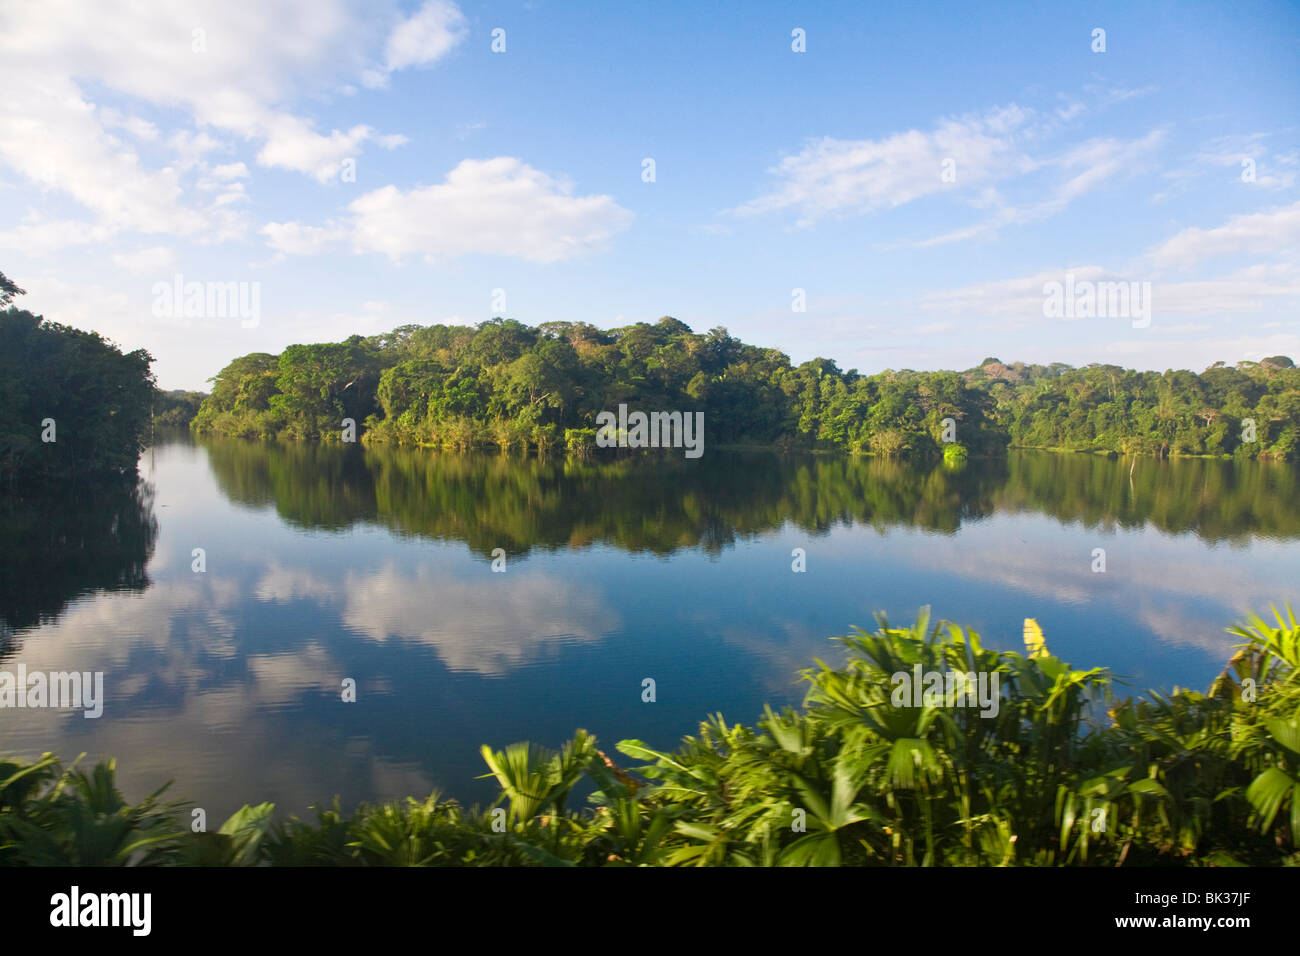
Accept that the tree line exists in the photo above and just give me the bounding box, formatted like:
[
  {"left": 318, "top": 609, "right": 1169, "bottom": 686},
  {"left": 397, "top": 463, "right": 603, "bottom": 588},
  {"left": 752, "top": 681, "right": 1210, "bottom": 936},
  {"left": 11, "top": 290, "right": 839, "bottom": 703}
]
[
  {"left": 191, "top": 316, "right": 1299, "bottom": 460},
  {"left": 0, "top": 273, "right": 221, "bottom": 489},
  {"left": 0, "top": 273, "right": 157, "bottom": 490}
]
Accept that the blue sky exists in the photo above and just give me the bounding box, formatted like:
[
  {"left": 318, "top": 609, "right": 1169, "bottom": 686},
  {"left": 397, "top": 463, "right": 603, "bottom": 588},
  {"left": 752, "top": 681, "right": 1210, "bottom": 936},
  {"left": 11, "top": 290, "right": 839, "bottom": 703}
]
[{"left": 1, "top": 0, "right": 1297, "bottom": 390}]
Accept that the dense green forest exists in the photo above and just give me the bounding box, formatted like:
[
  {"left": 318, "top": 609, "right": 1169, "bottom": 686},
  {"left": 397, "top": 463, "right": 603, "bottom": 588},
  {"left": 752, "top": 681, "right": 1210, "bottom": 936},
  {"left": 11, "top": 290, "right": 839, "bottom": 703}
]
[
  {"left": 0, "top": 274, "right": 158, "bottom": 490},
  {"left": 0, "top": 275, "right": 214, "bottom": 489},
  {"left": 4, "top": 606, "right": 1299, "bottom": 866},
  {"left": 154, "top": 389, "right": 207, "bottom": 429},
  {"left": 192, "top": 316, "right": 1300, "bottom": 460}
]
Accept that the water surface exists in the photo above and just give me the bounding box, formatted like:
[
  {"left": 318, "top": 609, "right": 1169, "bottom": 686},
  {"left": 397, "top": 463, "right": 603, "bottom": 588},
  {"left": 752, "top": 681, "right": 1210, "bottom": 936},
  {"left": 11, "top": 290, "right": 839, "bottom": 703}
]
[{"left": 2, "top": 437, "right": 1298, "bottom": 819}]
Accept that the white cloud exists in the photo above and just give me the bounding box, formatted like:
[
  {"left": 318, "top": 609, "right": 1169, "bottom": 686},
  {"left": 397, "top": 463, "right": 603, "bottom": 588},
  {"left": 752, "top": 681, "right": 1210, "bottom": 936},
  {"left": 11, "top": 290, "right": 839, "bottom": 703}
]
[
  {"left": 1150, "top": 263, "right": 1300, "bottom": 314},
  {"left": 1155, "top": 134, "right": 1297, "bottom": 202},
  {"left": 211, "top": 162, "right": 250, "bottom": 180},
  {"left": 211, "top": 186, "right": 248, "bottom": 207},
  {"left": 260, "top": 221, "right": 348, "bottom": 255},
  {"left": 111, "top": 246, "right": 177, "bottom": 275},
  {"left": 98, "top": 107, "right": 159, "bottom": 141},
  {"left": 0, "top": 71, "right": 204, "bottom": 241},
  {"left": 915, "top": 200, "right": 1300, "bottom": 343},
  {"left": 350, "top": 158, "right": 633, "bottom": 263},
  {"left": 1098, "top": 329, "right": 1300, "bottom": 373},
  {"left": 1148, "top": 200, "right": 1300, "bottom": 271},
  {"left": 920, "top": 266, "right": 1108, "bottom": 319},
  {"left": 0, "top": 0, "right": 417, "bottom": 248},
  {"left": 921, "top": 262, "right": 1300, "bottom": 323},
  {"left": 1053, "top": 131, "right": 1164, "bottom": 206},
  {"left": 0, "top": 215, "right": 116, "bottom": 254},
  {"left": 1055, "top": 99, "right": 1086, "bottom": 122},
  {"left": 735, "top": 97, "right": 1163, "bottom": 243},
  {"left": 256, "top": 117, "right": 375, "bottom": 182},
  {"left": 164, "top": 129, "right": 223, "bottom": 167},
  {"left": 384, "top": 0, "right": 467, "bottom": 73},
  {"left": 1262, "top": 150, "right": 1300, "bottom": 189},
  {"left": 269, "top": 157, "right": 633, "bottom": 263},
  {"left": 899, "top": 131, "right": 1165, "bottom": 248},
  {"left": 733, "top": 104, "right": 1037, "bottom": 226}
]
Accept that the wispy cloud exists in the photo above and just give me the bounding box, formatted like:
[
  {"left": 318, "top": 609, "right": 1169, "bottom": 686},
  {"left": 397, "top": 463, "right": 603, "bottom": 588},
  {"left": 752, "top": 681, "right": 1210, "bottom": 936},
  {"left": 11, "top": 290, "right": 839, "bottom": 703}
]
[
  {"left": 734, "top": 92, "right": 1165, "bottom": 248},
  {"left": 731, "top": 104, "right": 1038, "bottom": 227},
  {"left": 1148, "top": 200, "right": 1300, "bottom": 270}
]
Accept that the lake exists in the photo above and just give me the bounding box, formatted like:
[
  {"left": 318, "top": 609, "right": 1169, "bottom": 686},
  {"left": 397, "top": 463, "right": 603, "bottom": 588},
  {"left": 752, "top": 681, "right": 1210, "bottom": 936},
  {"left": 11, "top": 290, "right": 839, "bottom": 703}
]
[{"left": 2, "top": 435, "right": 1298, "bottom": 821}]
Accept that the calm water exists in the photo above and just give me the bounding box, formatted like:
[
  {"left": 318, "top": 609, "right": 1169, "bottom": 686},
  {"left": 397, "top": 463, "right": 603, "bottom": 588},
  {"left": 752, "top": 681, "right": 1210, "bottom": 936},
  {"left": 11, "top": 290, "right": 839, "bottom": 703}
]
[{"left": 3, "top": 436, "right": 1299, "bottom": 820}]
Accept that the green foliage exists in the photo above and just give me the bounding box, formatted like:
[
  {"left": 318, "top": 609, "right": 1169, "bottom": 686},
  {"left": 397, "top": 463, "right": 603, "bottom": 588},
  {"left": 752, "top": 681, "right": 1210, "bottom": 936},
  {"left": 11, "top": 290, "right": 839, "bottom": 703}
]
[
  {"left": 0, "top": 754, "right": 185, "bottom": 865},
  {"left": 988, "top": 359, "right": 1300, "bottom": 460},
  {"left": 193, "top": 318, "right": 1298, "bottom": 462},
  {"left": 0, "top": 269, "right": 26, "bottom": 308},
  {"left": 152, "top": 389, "right": 206, "bottom": 428},
  {"left": 564, "top": 427, "right": 596, "bottom": 457},
  {"left": 7, "top": 606, "right": 1300, "bottom": 866},
  {"left": 1, "top": 304, "right": 156, "bottom": 489}
]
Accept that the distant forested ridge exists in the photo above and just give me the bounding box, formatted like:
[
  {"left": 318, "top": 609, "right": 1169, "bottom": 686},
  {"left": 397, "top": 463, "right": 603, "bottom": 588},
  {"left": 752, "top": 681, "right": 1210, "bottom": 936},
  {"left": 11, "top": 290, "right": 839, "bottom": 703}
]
[
  {"left": 0, "top": 274, "right": 158, "bottom": 490},
  {"left": 190, "top": 316, "right": 1300, "bottom": 460}
]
